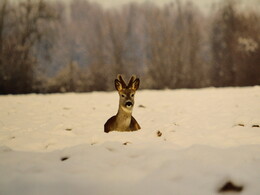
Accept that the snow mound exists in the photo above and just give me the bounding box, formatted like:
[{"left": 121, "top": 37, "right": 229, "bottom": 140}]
[{"left": 0, "top": 87, "right": 260, "bottom": 195}]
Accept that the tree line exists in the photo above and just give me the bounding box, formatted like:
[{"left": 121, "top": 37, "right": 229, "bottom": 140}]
[{"left": 0, "top": 0, "right": 259, "bottom": 94}]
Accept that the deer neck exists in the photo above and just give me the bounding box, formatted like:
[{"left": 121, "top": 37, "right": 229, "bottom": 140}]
[
  {"left": 116, "top": 106, "right": 132, "bottom": 128},
  {"left": 117, "top": 106, "right": 132, "bottom": 118}
]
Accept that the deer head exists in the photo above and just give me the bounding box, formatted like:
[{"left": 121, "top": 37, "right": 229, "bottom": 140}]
[{"left": 115, "top": 74, "right": 140, "bottom": 113}]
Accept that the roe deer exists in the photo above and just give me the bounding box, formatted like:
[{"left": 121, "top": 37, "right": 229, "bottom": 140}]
[{"left": 104, "top": 74, "right": 141, "bottom": 133}]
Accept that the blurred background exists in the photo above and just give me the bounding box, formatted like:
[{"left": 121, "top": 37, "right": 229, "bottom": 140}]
[{"left": 0, "top": 0, "right": 259, "bottom": 94}]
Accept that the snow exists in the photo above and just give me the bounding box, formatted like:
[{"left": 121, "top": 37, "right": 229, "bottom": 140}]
[{"left": 0, "top": 86, "right": 260, "bottom": 195}]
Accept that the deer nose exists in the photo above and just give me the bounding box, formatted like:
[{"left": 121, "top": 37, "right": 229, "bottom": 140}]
[{"left": 125, "top": 101, "right": 133, "bottom": 107}]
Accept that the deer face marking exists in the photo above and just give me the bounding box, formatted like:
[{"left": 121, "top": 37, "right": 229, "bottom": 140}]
[{"left": 119, "top": 89, "right": 135, "bottom": 110}]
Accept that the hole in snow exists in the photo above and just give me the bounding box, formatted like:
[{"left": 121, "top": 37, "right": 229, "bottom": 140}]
[
  {"left": 157, "top": 131, "right": 162, "bottom": 137},
  {"left": 252, "top": 124, "right": 259, "bottom": 128},
  {"left": 123, "top": 142, "right": 131, "bottom": 145},
  {"left": 129, "top": 154, "right": 140, "bottom": 158},
  {"left": 106, "top": 147, "right": 116, "bottom": 152},
  {"left": 61, "top": 157, "right": 69, "bottom": 161},
  {"left": 218, "top": 181, "right": 243, "bottom": 193}
]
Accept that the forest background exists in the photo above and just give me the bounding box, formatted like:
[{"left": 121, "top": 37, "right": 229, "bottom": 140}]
[{"left": 0, "top": 0, "right": 259, "bottom": 94}]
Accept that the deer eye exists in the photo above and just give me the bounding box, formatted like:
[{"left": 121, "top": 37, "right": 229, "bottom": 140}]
[
  {"left": 131, "top": 94, "right": 134, "bottom": 97},
  {"left": 121, "top": 94, "right": 126, "bottom": 98}
]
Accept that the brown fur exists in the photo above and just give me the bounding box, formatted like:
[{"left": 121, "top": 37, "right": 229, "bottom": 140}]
[{"left": 104, "top": 74, "right": 141, "bottom": 133}]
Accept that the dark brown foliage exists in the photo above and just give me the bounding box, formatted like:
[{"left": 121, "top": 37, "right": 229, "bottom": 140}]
[
  {"left": 60, "top": 156, "right": 69, "bottom": 161},
  {"left": 218, "top": 181, "right": 243, "bottom": 193},
  {"left": 0, "top": 0, "right": 58, "bottom": 94},
  {"left": 1, "top": 0, "right": 259, "bottom": 94},
  {"left": 157, "top": 131, "right": 162, "bottom": 137}
]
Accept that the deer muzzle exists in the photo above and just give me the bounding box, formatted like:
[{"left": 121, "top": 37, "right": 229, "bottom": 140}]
[{"left": 125, "top": 101, "right": 133, "bottom": 108}]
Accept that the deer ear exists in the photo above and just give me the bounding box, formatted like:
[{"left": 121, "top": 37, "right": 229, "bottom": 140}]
[
  {"left": 115, "top": 79, "right": 123, "bottom": 91},
  {"left": 131, "top": 78, "right": 140, "bottom": 90}
]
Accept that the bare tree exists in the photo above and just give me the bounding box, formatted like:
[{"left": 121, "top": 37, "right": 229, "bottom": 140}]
[
  {"left": 234, "top": 11, "right": 260, "bottom": 86},
  {"left": 47, "top": 61, "right": 81, "bottom": 92},
  {"left": 143, "top": 1, "right": 203, "bottom": 89},
  {"left": 210, "top": 1, "right": 260, "bottom": 87},
  {"left": 0, "top": 0, "right": 57, "bottom": 94},
  {"left": 2, "top": 0, "right": 258, "bottom": 93},
  {"left": 211, "top": 2, "right": 238, "bottom": 86}
]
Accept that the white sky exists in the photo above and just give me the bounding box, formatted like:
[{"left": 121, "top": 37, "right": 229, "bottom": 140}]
[
  {"left": 87, "top": 0, "right": 220, "bottom": 7},
  {"left": 11, "top": 0, "right": 260, "bottom": 14},
  {"left": 50, "top": 0, "right": 260, "bottom": 14}
]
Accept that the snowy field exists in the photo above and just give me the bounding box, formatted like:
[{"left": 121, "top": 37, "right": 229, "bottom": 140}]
[{"left": 0, "top": 87, "right": 260, "bottom": 195}]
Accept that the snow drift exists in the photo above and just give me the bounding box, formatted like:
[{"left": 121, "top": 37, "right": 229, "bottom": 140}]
[{"left": 0, "top": 87, "right": 260, "bottom": 195}]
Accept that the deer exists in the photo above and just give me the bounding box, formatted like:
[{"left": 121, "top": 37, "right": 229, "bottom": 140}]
[{"left": 104, "top": 74, "right": 141, "bottom": 133}]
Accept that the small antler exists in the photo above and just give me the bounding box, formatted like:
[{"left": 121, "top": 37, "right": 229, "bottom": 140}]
[
  {"left": 127, "top": 75, "right": 136, "bottom": 88},
  {"left": 127, "top": 75, "right": 140, "bottom": 90},
  {"left": 117, "top": 74, "right": 127, "bottom": 88}
]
